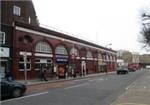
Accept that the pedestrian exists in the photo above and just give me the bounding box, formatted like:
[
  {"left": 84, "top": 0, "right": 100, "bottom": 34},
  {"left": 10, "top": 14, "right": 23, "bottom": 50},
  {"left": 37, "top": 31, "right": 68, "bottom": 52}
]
[
  {"left": 65, "top": 70, "right": 68, "bottom": 79},
  {"left": 40, "top": 68, "right": 48, "bottom": 81},
  {"left": 5, "top": 70, "right": 12, "bottom": 81}
]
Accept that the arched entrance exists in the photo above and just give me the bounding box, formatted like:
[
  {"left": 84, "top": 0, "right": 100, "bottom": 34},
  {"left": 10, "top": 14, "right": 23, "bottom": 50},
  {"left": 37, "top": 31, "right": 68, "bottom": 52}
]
[
  {"left": 34, "top": 41, "right": 53, "bottom": 78},
  {"left": 86, "top": 51, "right": 93, "bottom": 74},
  {"left": 55, "top": 45, "right": 68, "bottom": 78},
  {"left": 69, "top": 47, "right": 80, "bottom": 77}
]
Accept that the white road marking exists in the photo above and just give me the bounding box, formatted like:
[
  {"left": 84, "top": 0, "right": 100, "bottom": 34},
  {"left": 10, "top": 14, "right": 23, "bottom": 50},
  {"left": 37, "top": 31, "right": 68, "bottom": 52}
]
[
  {"left": 125, "top": 81, "right": 136, "bottom": 90},
  {"left": 64, "top": 83, "right": 89, "bottom": 90},
  {"left": 73, "top": 78, "right": 90, "bottom": 82},
  {"left": 1, "top": 91, "right": 49, "bottom": 103},
  {"left": 88, "top": 78, "right": 104, "bottom": 82}
]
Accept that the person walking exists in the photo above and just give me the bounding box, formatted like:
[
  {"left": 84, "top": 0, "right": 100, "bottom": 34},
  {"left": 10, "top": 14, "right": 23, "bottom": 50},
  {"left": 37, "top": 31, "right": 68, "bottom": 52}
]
[{"left": 40, "top": 68, "right": 48, "bottom": 81}]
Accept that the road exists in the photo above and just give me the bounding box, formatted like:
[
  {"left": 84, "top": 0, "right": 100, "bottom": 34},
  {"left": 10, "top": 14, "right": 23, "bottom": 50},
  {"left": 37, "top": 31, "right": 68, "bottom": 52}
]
[{"left": 1, "top": 70, "right": 146, "bottom": 105}]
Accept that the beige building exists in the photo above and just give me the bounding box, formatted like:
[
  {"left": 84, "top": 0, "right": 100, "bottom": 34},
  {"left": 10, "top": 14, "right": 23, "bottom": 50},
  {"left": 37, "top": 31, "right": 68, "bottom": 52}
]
[
  {"left": 132, "top": 52, "right": 140, "bottom": 63},
  {"left": 117, "top": 50, "right": 140, "bottom": 64},
  {"left": 140, "top": 54, "right": 150, "bottom": 64}
]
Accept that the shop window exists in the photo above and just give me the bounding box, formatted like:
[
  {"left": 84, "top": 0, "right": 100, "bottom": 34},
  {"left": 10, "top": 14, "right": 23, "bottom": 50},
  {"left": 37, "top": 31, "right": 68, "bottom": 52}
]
[
  {"left": 55, "top": 45, "right": 68, "bottom": 55},
  {"left": 13, "top": 5, "right": 21, "bottom": 16},
  {"left": 35, "top": 42, "right": 52, "bottom": 53},
  {"left": 35, "top": 59, "right": 52, "bottom": 70},
  {"left": 70, "top": 47, "right": 79, "bottom": 57},
  {"left": 19, "top": 57, "right": 31, "bottom": 71}
]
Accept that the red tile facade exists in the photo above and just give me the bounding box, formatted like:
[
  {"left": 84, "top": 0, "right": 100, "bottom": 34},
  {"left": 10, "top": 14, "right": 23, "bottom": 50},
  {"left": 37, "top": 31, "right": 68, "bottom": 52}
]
[{"left": 12, "top": 23, "right": 117, "bottom": 79}]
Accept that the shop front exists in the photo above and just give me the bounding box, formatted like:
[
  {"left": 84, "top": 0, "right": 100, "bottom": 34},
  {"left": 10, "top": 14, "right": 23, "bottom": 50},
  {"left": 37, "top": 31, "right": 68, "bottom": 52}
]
[
  {"left": 0, "top": 47, "right": 12, "bottom": 79},
  {"left": 69, "top": 47, "right": 80, "bottom": 77},
  {"left": 56, "top": 54, "right": 68, "bottom": 78},
  {"left": 86, "top": 51, "right": 94, "bottom": 74},
  {"left": 34, "top": 56, "right": 53, "bottom": 78},
  {"left": 33, "top": 41, "right": 53, "bottom": 79}
]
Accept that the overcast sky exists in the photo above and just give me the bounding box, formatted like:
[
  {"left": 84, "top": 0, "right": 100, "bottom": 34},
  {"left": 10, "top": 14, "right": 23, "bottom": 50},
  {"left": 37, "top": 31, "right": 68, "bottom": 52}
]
[{"left": 32, "top": 0, "right": 150, "bottom": 54}]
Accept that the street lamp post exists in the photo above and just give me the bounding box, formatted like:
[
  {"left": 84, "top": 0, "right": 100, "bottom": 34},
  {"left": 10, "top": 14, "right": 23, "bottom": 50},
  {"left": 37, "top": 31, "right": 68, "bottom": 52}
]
[
  {"left": 23, "top": 38, "right": 28, "bottom": 84},
  {"left": 71, "top": 44, "right": 75, "bottom": 77},
  {"left": 23, "top": 51, "right": 27, "bottom": 84},
  {"left": 22, "top": 35, "right": 32, "bottom": 84}
]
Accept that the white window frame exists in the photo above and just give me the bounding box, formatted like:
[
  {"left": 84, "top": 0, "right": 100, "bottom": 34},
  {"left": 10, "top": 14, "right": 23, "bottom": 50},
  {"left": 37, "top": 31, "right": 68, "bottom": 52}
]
[
  {"left": 35, "top": 59, "right": 52, "bottom": 70},
  {"left": 70, "top": 47, "right": 79, "bottom": 57},
  {"left": 86, "top": 51, "right": 93, "bottom": 58},
  {"left": 13, "top": 5, "right": 21, "bottom": 16},
  {"left": 19, "top": 56, "right": 31, "bottom": 71},
  {"left": 55, "top": 45, "right": 68, "bottom": 55},
  {"left": 0, "top": 31, "right": 5, "bottom": 44},
  {"left": 35, "top": 42, "right": 52, "bottom": 53}
]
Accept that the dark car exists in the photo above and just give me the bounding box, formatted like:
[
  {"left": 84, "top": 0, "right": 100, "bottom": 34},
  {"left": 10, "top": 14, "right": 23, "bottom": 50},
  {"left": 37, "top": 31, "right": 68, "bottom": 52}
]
[
  {"left": 116, "top": 68, "right": 129, "bottom": 74},
  {"left": 128, "top": 68, "right": 136, "bottom": 72},
  {"left": 1, "top": 80, "right": 27, "bottom": 98}
]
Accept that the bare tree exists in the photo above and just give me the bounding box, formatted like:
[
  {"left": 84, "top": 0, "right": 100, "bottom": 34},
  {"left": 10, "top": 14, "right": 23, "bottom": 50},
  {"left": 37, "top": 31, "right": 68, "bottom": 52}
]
[{"left": 140, "top": 10, "right": 150, "bottom": 51}]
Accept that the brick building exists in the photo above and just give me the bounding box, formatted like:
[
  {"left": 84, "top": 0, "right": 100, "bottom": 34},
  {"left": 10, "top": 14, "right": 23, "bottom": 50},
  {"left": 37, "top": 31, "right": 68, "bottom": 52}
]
[
  {"left": 0, "top": 0, "right": 117, "bottom": 79},
  {"left": 0, "top": 0, "right": 38, "bottom": 79}
]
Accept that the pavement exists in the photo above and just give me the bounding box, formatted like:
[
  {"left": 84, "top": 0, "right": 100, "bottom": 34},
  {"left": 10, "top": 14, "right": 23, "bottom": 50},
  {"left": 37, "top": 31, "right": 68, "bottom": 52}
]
[
  {"left": 111, "top": 69, "right": 150, "bottom": 105},
  {"left": 17, "top": 72, "right": 115, "bottom": 94},
  {"left": 17, "top": 72, "right": 114, "bottom": 86}
]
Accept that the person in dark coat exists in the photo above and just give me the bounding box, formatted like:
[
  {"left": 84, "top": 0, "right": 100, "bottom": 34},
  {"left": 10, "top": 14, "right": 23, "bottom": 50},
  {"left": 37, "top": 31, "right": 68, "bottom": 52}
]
[
  {"left": 40, "top": 68, "right": 48, "bottom": 81},
  {"left": 5, "top": 70, "right": 12, "bottom": 81}
]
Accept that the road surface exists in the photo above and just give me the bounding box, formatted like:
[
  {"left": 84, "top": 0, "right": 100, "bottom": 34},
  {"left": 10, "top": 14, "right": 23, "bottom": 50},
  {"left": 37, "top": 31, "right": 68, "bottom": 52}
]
[{"left": 1, "top": 70, "right": 146, "bottom": 105}]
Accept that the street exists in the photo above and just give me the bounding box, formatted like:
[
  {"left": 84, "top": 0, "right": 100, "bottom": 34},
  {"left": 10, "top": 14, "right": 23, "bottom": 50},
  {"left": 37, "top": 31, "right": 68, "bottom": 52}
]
[{"left": 1, "top": 70, "right": 146, "bottom": 105}]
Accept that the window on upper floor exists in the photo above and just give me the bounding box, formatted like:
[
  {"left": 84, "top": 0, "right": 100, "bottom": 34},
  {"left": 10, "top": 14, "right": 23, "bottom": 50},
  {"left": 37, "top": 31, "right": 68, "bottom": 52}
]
[
  {"left": 70, "top": 47, "right": 79, "bottom": 57},
  {"left": 35, "top": 41, "right": 52, "bottom": 53},
  {"left": 86, "top": 51, "right": 93, "bottom": 58},
  {"left": 13, "top": 5, "right": 21, "bottom": 16},
  {"left": 55, "top": 45, "right": 68, "bottom": 55}
]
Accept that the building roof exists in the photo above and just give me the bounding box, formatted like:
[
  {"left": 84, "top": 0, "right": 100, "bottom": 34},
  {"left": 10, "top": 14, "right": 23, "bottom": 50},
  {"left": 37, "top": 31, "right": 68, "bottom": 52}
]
[{"left": 15, "top": 21, "right": 116, "bottom": 53}]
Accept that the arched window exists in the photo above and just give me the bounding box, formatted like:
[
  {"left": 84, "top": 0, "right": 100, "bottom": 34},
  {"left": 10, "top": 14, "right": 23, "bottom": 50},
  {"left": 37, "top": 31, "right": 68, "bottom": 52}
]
[
  {"left": 55, "top": 45, "right": 68, "bottom": 55},
  {"left": 98, "top": 53, "right": 102, "bottom": 59},
  {"left": 70, "top": 47, "right": 79, "bottom": 57},
  {"left": 35, "top": 41, "right": 52, "bottom": 53},
  {"left": 110, "top": 55, "right": 113, "bottom": 61},
  {"left": 86, "top": 51, "right": 93, "bottom": 58},
  {"left": 106, "top": 54, "right": 110, "bottom": 61}
]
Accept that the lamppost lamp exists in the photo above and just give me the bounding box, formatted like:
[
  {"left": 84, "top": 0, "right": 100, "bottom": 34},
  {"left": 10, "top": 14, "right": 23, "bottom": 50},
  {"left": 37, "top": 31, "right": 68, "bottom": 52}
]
[{"left": 105, "top": 43, "right": 112, "bottom": 48}]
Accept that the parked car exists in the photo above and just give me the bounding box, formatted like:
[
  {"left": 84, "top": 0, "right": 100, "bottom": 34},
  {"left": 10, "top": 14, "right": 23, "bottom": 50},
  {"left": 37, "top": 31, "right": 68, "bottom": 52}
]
[
  {"left": 1, "top": 80, "right": 27, "bottom": 98},
  {"left": 116, "top": 68, "right": 129, "bottom": 74}
]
